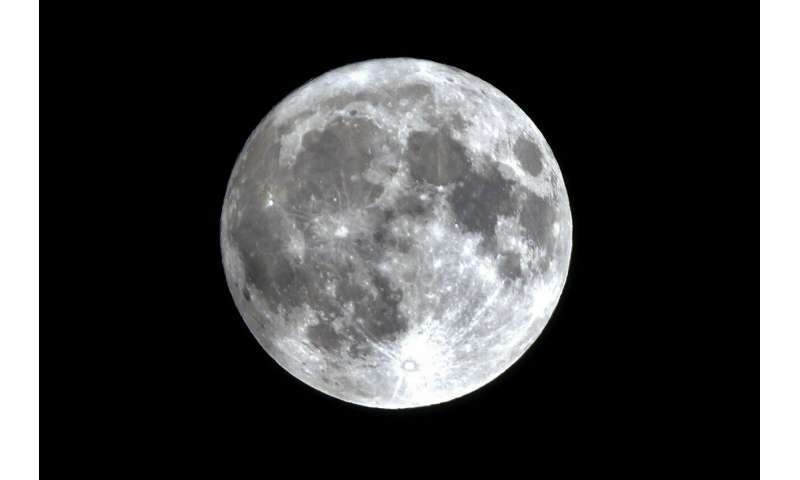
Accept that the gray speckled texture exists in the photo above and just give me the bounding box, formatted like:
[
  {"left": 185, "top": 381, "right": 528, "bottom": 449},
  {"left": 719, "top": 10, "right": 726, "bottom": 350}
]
[{"left": 221, "top": 58, "right": 572, "bottom": 408}]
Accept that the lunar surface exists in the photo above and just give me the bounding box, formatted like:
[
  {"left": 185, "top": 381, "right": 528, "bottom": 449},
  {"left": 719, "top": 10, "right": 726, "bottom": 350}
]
[{"left": 221, "top": 58, "right": 572, "bottom": 408}]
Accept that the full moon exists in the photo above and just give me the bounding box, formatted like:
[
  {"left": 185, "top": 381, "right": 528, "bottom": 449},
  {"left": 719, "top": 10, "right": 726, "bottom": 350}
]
[{"left": 221, "top": 58, "right": 572, "bottom": 408}]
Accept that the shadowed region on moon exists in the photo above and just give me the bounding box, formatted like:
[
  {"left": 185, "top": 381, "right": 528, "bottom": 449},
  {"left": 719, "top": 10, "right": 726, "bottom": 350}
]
[{"left": 221, "top": 58, "right": 572, "bottom": 408}]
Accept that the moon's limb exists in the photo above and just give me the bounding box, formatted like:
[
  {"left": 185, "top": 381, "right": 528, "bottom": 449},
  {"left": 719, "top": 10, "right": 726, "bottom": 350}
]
[{"left": 221, "top": 58, "right": 572, "bottom": 408}]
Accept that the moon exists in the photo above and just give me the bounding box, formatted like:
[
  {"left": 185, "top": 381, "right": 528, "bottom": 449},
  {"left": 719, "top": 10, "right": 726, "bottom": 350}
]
[{"left": 221, "top": 58, "right": 572, "bottom": 408}]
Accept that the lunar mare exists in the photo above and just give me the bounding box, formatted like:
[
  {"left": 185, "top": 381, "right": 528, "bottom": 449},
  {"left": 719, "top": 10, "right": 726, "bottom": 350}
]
[{"left": 221, "top": 58, "right": 572, "bottom": 408}]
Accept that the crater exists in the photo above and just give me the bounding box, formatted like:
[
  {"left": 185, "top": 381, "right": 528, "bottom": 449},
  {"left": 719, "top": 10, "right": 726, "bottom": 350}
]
[
  {"left": 514, "top": 137, "right": 544, "bottom": 176},
  {"left": 402, "top": 360, "right": 418, "bottom": 371}
]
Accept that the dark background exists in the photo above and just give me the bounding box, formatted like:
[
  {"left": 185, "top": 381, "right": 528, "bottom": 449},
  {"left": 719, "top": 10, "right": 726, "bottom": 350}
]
[{"left": 50, "top": 6, "right": 756, "bottom": 474}]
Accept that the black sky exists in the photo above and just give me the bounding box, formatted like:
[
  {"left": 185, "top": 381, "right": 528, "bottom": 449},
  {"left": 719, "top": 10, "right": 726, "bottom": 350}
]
[{"left": 47, "top": 5, "right": 757, "bottom": 474}]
